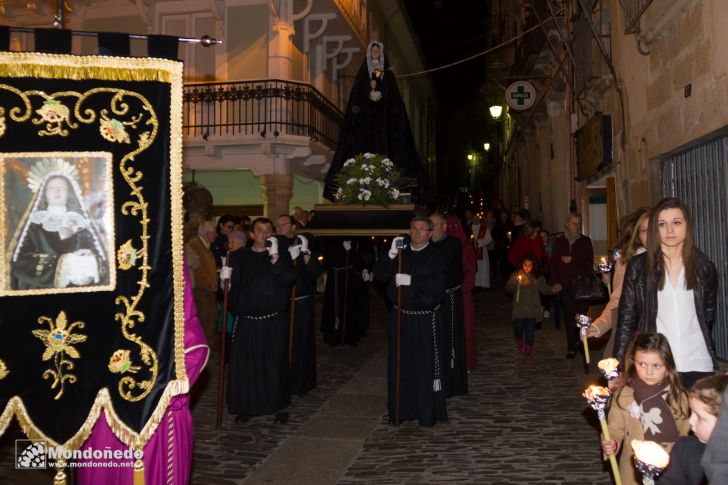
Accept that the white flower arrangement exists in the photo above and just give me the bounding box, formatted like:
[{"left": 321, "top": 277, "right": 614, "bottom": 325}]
[
  {"left": 334, "top": 152, "right": 402, "bottom": 207},
  {"left": 369, "top": 90, "right": 382, "bottom": 102}
]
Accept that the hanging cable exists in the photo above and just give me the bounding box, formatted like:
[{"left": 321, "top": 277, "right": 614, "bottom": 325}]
[{"left": 397, "top": 16, "right": 555, "bottom": 79}]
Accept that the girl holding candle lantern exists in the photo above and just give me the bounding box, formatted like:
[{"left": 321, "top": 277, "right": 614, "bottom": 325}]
[
  {"left": 657, "top": 374, "right": 728, "bottom": 484},
  {"left": 585, "top": 208, "right": 650, "bottom": 356},
  {"left": 601, "top": 333, "right": 690, "bottom": 485},
  {"left": 505, "top": 254, "right": 561, "bottom": 358}
]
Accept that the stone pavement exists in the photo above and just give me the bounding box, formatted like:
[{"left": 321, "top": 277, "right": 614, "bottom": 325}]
[{"left": 0, "top": 284, "right": 615, "bottom": 484}]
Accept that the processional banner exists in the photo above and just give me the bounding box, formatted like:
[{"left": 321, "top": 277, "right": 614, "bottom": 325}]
[{"left": 0, "top": 52, "right": 186, "bottom": 454}]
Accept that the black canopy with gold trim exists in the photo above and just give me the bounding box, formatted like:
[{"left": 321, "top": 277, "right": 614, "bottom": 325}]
[{"left": 0, "top": 52, "right": 185, "bottom": 452}]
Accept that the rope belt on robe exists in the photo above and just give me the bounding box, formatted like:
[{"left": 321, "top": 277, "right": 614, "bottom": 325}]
[
  {"left": 231, "top": 311, "right": 280, "bottom": 342},
  {"left": 444, "top": 284, "right": 462, "bottom": 369},
  {"left": 331, "top": 265, "right": 354, "bottom": 330},
  {"left": 393, "top": 304, "right": 443, "bottom": 392}
]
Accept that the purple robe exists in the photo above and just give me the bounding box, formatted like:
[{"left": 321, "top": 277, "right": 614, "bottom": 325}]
[{"left": 77, "top": 265, "right": 209, "bottom": 484}]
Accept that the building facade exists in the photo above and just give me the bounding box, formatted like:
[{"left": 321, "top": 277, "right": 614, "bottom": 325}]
[
  {"left": 3, "top": 0, "right": 435, "bottom": 218},
  {"left": 485, "top": 0, "right": 728, "bottom": 359}
]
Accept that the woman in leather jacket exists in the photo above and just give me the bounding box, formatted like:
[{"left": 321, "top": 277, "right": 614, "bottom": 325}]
[{"left": 615, "top": 198, "right": 718, "bottom": 389}]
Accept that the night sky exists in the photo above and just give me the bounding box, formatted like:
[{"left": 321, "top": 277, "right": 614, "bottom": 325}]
[{"left": 403, "top": 0, "right": 492, "bottom": 207}]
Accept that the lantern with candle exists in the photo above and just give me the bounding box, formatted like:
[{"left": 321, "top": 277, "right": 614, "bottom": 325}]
[
  {"left": 631, "top": 439, "right": 669, "bottom": 485},
  {"left": 583, "top": 385, "right": 623, "bottom": 485},
  {"left": 576, "top": 314, "right": 592, "bottom": 364},
  {"left": 597, "top": 256, "right": 613, "bottom": 296}
]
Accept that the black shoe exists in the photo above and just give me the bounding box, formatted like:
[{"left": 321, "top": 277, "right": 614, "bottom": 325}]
[
  {"left": 274, "top": 412, "right": 289, "bottom": 424},
  {"left": 566, "top": 351, "right": 577, "bottom": 359},
  {"left": 234, "top": 413, "right": 250, "bottom": 424}
]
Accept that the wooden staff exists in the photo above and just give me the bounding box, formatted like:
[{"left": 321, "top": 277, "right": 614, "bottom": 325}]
[
  {"left": 289, "top": 260, "right": 297, "bottom": 367},
  {"left": 342, "top": 248, "right": 350, "bottom": 344},
  {"left": 395, "top": 248, "right": 403, "bottom": 426},
  {"left": 215, "top": 276, "right": 229, "bottom": 429}
]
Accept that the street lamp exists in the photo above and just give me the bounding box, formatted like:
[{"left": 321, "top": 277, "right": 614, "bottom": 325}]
[
  {"left": 489, "top": 104, "right": 503, "bottom": 120},
  {"left": 483, "top": 142, "right": 491, "bottom": 152}
]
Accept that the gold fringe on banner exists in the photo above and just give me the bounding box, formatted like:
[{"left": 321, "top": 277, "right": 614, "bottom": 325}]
[{"left": 0, "top": 52, "right": 174, "bottom": 83}]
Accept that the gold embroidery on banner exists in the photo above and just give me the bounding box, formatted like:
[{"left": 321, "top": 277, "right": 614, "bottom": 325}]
[
  {"left": 0, "top": 109, "right": 6, "bottom": 138},
  {"left": 117, "top": 239, "right": 139, "bottom": 270},
  {"left": 108, "top": 349, "right": 141, "bottom": 374},
  {"left": 0, "top": 52, "right": 187, "bottom": 451},
  {"left": 32, "top": 311, "right": 87, "bottom": 400},
  {"left": 0, "top": 359, "right": 8, "bottom": 379},
  {"left": 34, "top": 98, "right": 77, "bottom": 137},
  {"left": 99, "top": 114, "right": 132, "bottom": 144}
]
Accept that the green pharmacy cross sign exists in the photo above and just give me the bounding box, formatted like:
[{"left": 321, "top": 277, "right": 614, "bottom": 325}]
[{"left": 505, "top": 81, "right": 536, "bottom": 111}]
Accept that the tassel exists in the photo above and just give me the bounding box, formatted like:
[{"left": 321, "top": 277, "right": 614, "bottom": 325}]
[
  {"left": 53, "top": 468, "right": 66, "bottom": 485},
  {"left": 133, "top": 457, "right": 146, "bottom": 485},
  {"left": 432, "top": 378, "right": 441, "bottom": 392}
]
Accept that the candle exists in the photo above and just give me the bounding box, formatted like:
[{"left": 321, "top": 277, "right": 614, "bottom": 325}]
[
  {"left": 576, "top": 314, "right": 592, "bottom": 364},
  {"left": 632, "top": 439, "right": 669, "bottom": 485},
  {"left": 516, "top": 274, "right": 523, "bottom": 302},
  {"left": 583, "top": 385, "right": 623, "bottom": 485},
  {"left": 597, "top": 358, "right": 620, "bottom": 380},
  {"left": 597, "top": 256, "right": 613, "bottom": 296}
]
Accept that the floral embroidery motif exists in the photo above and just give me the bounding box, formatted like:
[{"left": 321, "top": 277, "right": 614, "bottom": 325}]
[
  {"left": 0, "top": 359, "right": 9, "bottom": 379},
  {"left": 108, "top": 349, "right": 141, "bottom": 374},
  {"left": 628, "top": 400, "right": 641, "bottom": 419},
  {"left": 100, "top": 115, "right": 131, "bottom": 144},
  {"left": 34, "top": 99, "right": 75, "bottom": 136},
  {"left": 32, "top": 311, "right": 87, "bottom": 400},
  {"left": 117, "top": 240, "right": 139, "bottom": 270}
]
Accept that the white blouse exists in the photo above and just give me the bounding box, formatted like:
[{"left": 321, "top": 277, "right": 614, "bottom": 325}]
[{"left": 656, "top": 268, "right": 713, "bottom": 372}]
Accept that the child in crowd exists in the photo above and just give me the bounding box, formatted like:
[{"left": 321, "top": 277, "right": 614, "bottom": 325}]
[
  {"left": 602, "top": 333, "right": 691, "bottom": 485},
  {"left": 657, "top": 374, "right": 728, "bottom": 484},
  {"left": 505, "top": 254, "right": 561, "bottom": 358}
]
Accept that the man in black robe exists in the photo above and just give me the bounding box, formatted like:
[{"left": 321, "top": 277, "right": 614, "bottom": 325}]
[
  {"left": 322, "top": 41, "right": 426, "bottom": 202},
  {"left": 320, "top": 238, "right": 371, "bottom": 346},
  {"left": 429, "top": 212, "right": 468, "bottom": 397},
  {"left": 374, "top": 217, "right": 447, "bottom": 427},
  {"left": 275, "top": 214, "right": 321, "bottom": 396},
  {"left": 228, "top": 218, "right": 294, "bottom": 423}
]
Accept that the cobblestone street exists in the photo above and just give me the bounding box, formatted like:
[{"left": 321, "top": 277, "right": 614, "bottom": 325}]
[{"left": 0, "top": 284, "right": 613, "bottom": 484}]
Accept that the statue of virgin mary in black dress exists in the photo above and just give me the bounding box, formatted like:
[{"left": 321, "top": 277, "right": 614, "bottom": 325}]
[{"left": 323, "top": 41, "right": 427, "bottom": 202}]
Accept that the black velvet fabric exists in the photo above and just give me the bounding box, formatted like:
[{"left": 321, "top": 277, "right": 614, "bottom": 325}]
[
  {"left": 0, "top": 26, "right": 9, "bottom": 51},
  {"left": 323, "top": 54, "right": 427, "bottom": 203},
  {"left": 147, "top": 35, "right": 179, "bottom": 60},
  {"left": 97, "top": 32, "right": 131, "bottom": 57},
  {"left": 34, "top": 28, "right": 72, "bottom": 54},
  {"left": 0, "top": 73, "right": 178, "bottom": 443}
]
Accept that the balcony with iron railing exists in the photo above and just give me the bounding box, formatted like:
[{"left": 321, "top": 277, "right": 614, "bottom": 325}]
[{"left": 183, "top": 79, "right": 344, "bottom": 148}]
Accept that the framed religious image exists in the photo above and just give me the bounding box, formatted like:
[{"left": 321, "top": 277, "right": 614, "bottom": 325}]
[{"left": 0, "top": 152, "right": 115, "bottom": 295}]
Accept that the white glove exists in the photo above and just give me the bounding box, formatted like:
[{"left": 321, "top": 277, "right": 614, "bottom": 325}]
[
  {"left": 395, "top": 273, "right": 411, "bottom": 287},
  {"left": 362, "top": 269, "right": 370, "bottom": 282},
  {"left": 388, "top": 236, "right": 405, "bottom": 259},
  {"left": 298, "top": 235, "right": 310, "bottom": 254},
  {"left": 266, "top": 237, "right": 279, "bottom": 257},
  {"left": 220, "top": 265, "right": 232, "bottom": 281},
  {"left": 343, "top": 240, "right": 352, "bottom": 251},
  {"left": 289, "top": 244, "right": 301, "bottom": 260}
]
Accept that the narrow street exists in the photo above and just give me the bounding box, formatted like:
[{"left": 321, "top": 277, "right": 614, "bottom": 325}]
[
  {"left": 0, "top": 284, "right": 614, "bottom": 484},
  {"left": 190, "top": 285, "right": 612, "bottom": 484}
]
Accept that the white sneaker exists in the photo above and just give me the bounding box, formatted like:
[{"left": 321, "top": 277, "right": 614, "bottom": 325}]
[{"left": 543, "top": 310, "right": 550, "bottom": 318}]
